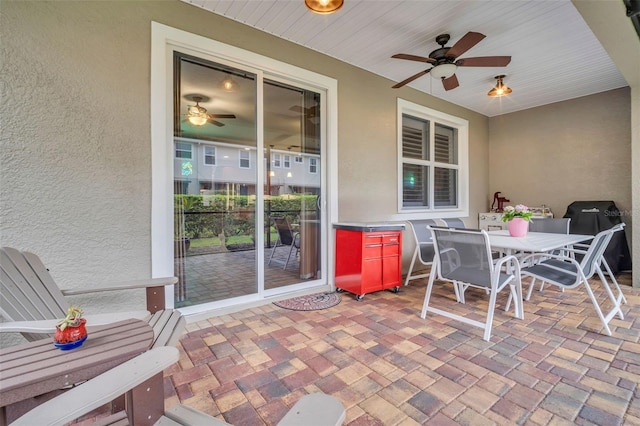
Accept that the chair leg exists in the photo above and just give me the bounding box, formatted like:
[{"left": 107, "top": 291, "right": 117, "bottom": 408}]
[
  {"left": 601, "top": 258, "right": 627, "bottom": 305},
  {"left": 525, "top": 277, "right": 537, "bottom": 301},
  {"left": 483, "top": 288, "right": 499, "bottom": 341},
  {"left": 420, "top": 264, "right": 438, "bottom": 319},
  {"left": 596, "top": 266, "right": 624, "bottom": 320},
  {"left": 404, "top": 248, "right": 419, "bottom": 286},
  {"left": 268, "top": 240, "right": 281, "bottom": 265},
  {"left": 580, "top": 274, "right": 613, "bottom": 336},
  {"left": 284, "top": 244, "right": 296, "bottom": 270}
]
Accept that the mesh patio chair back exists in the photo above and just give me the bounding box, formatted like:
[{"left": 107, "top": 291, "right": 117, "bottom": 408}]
[
  {"left": 273, "top": 216, "right": 297, "bottom": 246},
  {"left": 529, "top": 218, "right": 571, "bottom": 234},
  {"left": 268, "top": 216, "right": 300, "bottom": 269},
  {"left": 432, "top": 227, "right": 493, "bottom": 287},
  {"left": 421, "top": 226, "right": 523, "bottom": 341},
  {"left": 440, "top": 218, "right": 466, "bottom": 228},
  {"left": 404, "top": 219, "right": 438, "bottom": 286}
]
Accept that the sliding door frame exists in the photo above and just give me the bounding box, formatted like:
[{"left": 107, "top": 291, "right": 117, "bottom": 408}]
[{"left": 150, "top": 22, "right": 338, "bottom": 315}]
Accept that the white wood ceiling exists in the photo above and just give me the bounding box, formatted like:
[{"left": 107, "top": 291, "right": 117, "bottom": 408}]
[{"left": 182, "top": 0, "right": 629, "bottom": 117}]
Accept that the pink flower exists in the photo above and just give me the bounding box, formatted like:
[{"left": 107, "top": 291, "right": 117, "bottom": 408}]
[{"left": 514, "top": 204, "right": 529, "bottom": 212}]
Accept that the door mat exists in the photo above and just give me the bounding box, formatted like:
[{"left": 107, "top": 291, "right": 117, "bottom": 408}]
[{"left": 273, "top": 292, "right": 341, "bottom": 311}]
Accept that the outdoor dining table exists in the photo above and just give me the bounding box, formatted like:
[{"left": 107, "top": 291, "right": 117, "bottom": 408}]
[
  {"left": 0, "top": 318, "right": 156, "bottom": 425},
  {"left": 487, "top": 229, "right": 594, "bottom": 255}
]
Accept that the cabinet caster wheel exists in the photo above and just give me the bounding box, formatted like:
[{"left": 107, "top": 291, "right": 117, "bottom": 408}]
[
  {"left": 336, "top": 288, "right": 344, "bottom": 293},
  {"left": 356, "top": 295, "right": 365, "bottom": 301},
  {"left": 393, "top": 286, "right": 400, "bottom": 293}
]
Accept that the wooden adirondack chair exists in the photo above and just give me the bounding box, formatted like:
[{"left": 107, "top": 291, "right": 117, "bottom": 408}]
[
  {"left": 0, "top": 247, "right": 185, "bottom": 348},
  {"left": 10, "top": 346, "right": 347, "bottom": 426}
]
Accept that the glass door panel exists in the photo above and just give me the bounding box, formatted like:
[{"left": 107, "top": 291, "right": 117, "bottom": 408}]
[
  {"left": 263, "top": 79, "right": 322, "bottom": 289},
  {"left": 173, "top": 53, "right": 258, "bottom": 307}
]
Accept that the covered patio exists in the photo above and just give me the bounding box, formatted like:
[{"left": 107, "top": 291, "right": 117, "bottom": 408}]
[{"left": 77, "top": 273, "right": 637, "bottom": 425}]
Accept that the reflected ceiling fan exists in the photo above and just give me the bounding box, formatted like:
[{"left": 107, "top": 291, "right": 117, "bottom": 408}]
[
  {"left": 186, "top": 95, "right": 236, "bottom": 127},
  {"left": 391, "top": 32, "right": 511, "bottom": 91}
]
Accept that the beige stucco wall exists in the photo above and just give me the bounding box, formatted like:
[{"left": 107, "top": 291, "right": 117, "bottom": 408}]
[
  {"left": 489, "top": 88, "right": 632, "bottom": 254},
  {"left": 0, "top": 0, "right": 490, "bottom": 324},
  {"left": 572, "top": 0, "right": 638, "bottom": 287}
]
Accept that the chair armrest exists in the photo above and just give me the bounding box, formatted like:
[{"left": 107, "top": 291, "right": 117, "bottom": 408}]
[
  {"left": 494, "top": 254, "right": 521, "bottom": 275},
  {"left": 61, "top": 277, "right": 177, "bottom": 296},
  {"left": 11, "top": 346, "right": 179, "bottom": 426},
  {"left": 0, "top": 311, "right": 151, "bottom": 334},
  {"left": 521, "top": 252, "right": 581, "bottom": 267}
]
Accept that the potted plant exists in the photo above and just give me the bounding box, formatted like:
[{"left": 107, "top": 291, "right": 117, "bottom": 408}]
[
  {"left": 53, "top": 306, "right": 88, "bottom": 350},
  {"left": 501, "top": 204, "right": 534, "bottom": 237}
]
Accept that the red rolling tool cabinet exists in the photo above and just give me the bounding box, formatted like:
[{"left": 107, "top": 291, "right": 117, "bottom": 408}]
[{"left": 333, "top": 223, "right": 405, "bottom": 301}]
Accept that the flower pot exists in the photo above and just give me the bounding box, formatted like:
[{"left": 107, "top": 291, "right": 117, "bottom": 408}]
[
  {"left": 508, "top": 218, "right": 529, "bottom": 237},
  {"left": 54, "top": 318, "right": 88, "bottom": 350}
]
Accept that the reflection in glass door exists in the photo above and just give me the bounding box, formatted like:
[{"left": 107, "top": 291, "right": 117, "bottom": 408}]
[
  {"left": 172, "top": 52, "right": 324, "bottom": 309},
  {"left": 263, "top": 80, "right": 322, "bottom": 289},
  {"left": 173, "top": 53, "right": 258, "bottom": 307}
]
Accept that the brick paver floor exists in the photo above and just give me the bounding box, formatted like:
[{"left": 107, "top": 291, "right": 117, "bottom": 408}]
[{"left": 163, "top": 273, "right": 638, "bottom": 425}]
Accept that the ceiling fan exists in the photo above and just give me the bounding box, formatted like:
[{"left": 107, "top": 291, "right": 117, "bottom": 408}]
[
  {"left": 391, "top": 32, "right": 511, "bottom": 91},
  {"left": 186, "top": 96, "right": 236, "bottom": 127}
]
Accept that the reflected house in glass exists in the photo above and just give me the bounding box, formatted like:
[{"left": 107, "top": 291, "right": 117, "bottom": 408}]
[{"left": 171, "top": 51, "right": 324, "bottom": 308}]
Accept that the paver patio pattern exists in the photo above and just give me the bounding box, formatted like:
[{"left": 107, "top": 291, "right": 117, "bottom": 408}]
[{"left": 162, "top": 273, "right": 638, "bottom": 425}]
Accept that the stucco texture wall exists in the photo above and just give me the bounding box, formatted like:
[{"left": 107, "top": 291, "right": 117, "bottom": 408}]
[
  {"left": 489, "top": 88, "right": 632, "bottom": 244},
  {"left": 0, "top": 0, "right": 490, "bottom": 325}
]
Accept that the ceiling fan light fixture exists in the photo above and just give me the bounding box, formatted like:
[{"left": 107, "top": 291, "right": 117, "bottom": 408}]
[
  {"left": 430, "top": 63, "right": 457, "bottom": 79},
  {"left": 488, "top": 75, "right": 512, "bottom": 97},
  {"left": 187, "top": 114, "right": 208, "bottom": 126},
  {"left": 305, "top": 0, "right": 343, "bottom": 14}
]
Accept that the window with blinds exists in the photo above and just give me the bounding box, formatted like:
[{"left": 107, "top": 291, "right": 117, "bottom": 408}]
[{"left": 398, "top": 99, "right": 468, "bottom": 215}]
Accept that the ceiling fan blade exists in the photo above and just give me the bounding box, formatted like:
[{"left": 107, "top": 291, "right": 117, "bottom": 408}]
[
  {"left": 391, "top": 53, "right": 436, "bottom": 64},
  {"left": 392, "top": 69, "right": 431, "bottom": 89},
  {"left": 456, "top": 56, "right": 511, "bottom": 67},
  {"left": 442, "top": 74, "right": 459, "bottom": 91},
  {"left": 290, "top": 105, "right": 319, "bottom": 116},
  {"left": 208, "top": 114, "right": 236, "bottom": 119},
  {"left": 446, "top": 32, "right": 485, "bottom": 59},
  {"left": 208, "top": 119, "right": 225, "bottom": 127}
]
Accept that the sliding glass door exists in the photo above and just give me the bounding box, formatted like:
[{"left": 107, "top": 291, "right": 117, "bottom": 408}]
[{"left": 171, "top": 51, "right": 324, "bottom": 309}]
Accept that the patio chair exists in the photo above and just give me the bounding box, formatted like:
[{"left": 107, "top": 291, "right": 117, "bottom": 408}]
[
  {"left": 525, "top": 217, "right": 572, "bottom": 299},
  {"left": 519, "top": 226, "right": 625, "bottom": 336},
  {"left": 421, "top": 227, "right": 523, "bottom": 341},
  {"left": 439, "top": 218, "right": 466, "bottom": 228},
  {"left": 267, "top": 216, "right": 300, "bottom": 270},
  {"left": 10, "top": 347, "right": 347, "bottom": 426},
  {"left": 404, "top": 219, "right": 438, "bottom": 286},
  {"left": 0, "top": 247, "right": 185, "bottom": 348}
]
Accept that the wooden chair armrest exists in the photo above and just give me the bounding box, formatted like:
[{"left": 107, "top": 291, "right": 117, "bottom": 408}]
[
  {"left": 11, "top": 347, "right": 179, "bottom": 426},
  {"left": 61, "top": 277, "right": 177, "bottom": 296},
  {"left": 0, "top": 311, "right": 151, "bottom": 334}
]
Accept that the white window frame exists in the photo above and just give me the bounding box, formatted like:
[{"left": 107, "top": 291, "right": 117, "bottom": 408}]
[
  {"left": 239, "top": 150, "right": 250, "bottom": 169},
  {"left": 396, "top": 98, "right": 468, "bottom": 219},
  {"left": 204, "top": 146, "right": 216, "bottom": 166},
  {"left": 283, "top": 155, "right": 291, "bottom": 169},
  {"left": 294, "top": 156, "right": 304, "bottom": 164},
  {"left": 175, "top": 142, "right": 192, "bottom": 159},
  {"left": 309, "top": 158, "right": 318, "bottom": 174},
  {"left": 272, "top": 153, "right": 281, "bottom": 168}
]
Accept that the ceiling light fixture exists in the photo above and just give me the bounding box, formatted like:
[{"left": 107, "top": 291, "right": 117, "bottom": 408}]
[
  {"left": 187, "top": 97, "right": 208, "bottom": 126},
  {"left": 221, "top": 76, "right": 235, "bottom": 92},
  {"left": 430, "top": 63, "right": 457, "bottom": 80},
  {"left": 487, "top": 75, "right": 512, "bottom": 97},
  {"left": 305, "top": 0, "right": 343, "bottom": 14}
]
